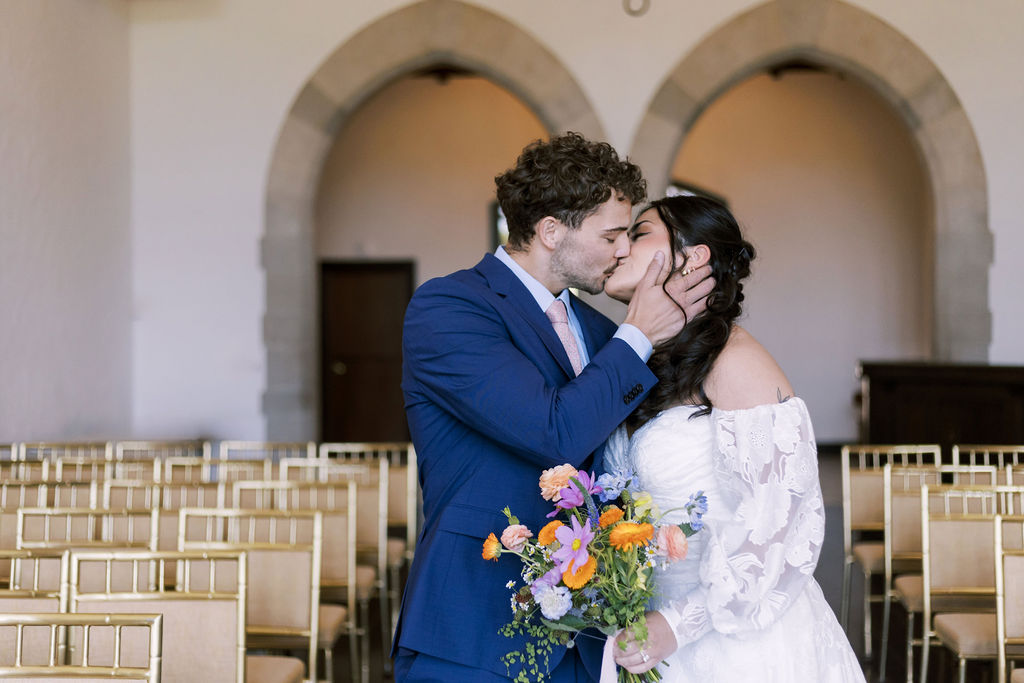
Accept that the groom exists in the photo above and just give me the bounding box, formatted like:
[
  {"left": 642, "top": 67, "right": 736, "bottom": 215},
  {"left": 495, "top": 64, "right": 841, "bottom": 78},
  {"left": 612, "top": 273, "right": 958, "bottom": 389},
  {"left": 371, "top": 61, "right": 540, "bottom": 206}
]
[{"left": 393, "top": 132, "right": 712, "bottom": 682}]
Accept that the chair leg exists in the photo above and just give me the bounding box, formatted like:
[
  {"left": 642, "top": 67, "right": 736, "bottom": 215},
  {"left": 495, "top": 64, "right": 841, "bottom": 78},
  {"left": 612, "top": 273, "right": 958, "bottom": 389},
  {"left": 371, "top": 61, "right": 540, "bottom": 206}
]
[
  {"left": 864, "top": 569, "right": 873, "bottom": 660},
  {"left": 880, "top": 588, "right": 891, "bottom": 682},
  {"left": 349, "top": 626, "right": 360, "bottom": 683},
  {"left": 389, "top": 563, "right": 401, "bottom": 639},
  {"left": 905, "top": 612, "right": 915, "bottom": 683},
  {"left": 842, "top": 558, "right": 852, "bottom": 631},
  {"left": 919, "top": 627, "right": 930, "bottom": 683},
  {"left": 379, "top": 580, "right": 391, "bottom": 675},
  {"left": 324, "top": 644, "right": 334, "bottom": 683},
  {"left": 359, "top": 598, "right": 371, "bottom": 683},
  {"left": 958, "top": 656, "right": 966, "bottom": 683}
]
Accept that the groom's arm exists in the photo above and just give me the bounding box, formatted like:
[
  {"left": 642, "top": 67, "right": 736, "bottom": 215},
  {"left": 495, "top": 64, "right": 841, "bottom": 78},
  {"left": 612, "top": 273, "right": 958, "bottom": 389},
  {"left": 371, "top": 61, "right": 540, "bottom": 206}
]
[{"left": 403, "top": 279, "right": 655, "bottom": 469}]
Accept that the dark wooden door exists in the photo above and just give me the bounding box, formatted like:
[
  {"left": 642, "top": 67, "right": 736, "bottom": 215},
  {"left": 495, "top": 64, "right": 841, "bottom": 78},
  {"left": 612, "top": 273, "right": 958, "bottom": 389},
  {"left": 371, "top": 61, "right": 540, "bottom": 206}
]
[{"left": 320, "top": 262, "right": 413, "bottom": 442}]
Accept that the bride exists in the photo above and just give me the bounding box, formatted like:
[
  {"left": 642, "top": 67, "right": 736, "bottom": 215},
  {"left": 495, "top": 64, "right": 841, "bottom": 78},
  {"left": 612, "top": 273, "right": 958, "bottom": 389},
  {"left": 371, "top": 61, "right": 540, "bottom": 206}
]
[{"left": 600, "top": 195, "right": 864, "bottom": 682}]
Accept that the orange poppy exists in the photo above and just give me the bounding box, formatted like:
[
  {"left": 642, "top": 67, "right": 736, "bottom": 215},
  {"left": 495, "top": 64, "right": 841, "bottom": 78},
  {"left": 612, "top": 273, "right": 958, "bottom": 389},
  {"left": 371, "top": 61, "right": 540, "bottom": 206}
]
[
  {"left": 482, "top": 532, "right": 501, "bottom": 561},
  {"left": 562, "top": 555, "right": 597, "bottom": 589},
  {"left": 538, "top": 520, "right": 564, "bottom": 546},
  {"left": 599, "top": 506, "right": 624, "bottom": 528},
  {"left": 608, "top": 522, "right": 654, "bottom": 551}
]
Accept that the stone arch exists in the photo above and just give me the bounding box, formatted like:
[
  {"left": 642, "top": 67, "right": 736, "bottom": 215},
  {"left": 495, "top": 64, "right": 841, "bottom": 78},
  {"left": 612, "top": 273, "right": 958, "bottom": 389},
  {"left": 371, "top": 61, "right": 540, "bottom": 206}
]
[
  {"left": 262, "top": 0, "right": 604, "bottom": 438},
  {"left": 630, "top": 0, "right": 990, "bottom": 362}
]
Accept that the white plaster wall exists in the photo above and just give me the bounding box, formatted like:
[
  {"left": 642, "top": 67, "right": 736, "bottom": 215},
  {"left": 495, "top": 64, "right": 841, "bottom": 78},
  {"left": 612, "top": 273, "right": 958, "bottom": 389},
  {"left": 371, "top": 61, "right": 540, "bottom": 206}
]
[
  {"left": 128, "top": 0, "right": 1024, "bottom": 437},
  {"left": 316, "top": 75, "right": 546, "bottom": 283},
  {"left": 672, "top": 71, "right": 931, "bottom": 442},
  {"left": 0, "top": 1, "right": 131, "bottom": 441}
]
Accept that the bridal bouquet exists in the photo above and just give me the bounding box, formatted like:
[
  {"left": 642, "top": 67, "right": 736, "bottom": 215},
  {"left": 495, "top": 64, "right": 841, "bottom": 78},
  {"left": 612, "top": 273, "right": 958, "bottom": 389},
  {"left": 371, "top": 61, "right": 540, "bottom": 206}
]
[{"left": 482, "top": 463, "right": 708, "bottom": 683}]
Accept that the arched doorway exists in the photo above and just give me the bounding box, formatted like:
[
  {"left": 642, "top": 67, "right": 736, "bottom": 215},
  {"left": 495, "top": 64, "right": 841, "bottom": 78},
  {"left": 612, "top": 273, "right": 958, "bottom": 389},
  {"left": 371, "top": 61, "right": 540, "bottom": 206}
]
[
  {"left": 630, "top": 0, "right": 990, "bottom": 364},
  {"left": 262, "top": 0, "right": 603, "bottom": 438}
]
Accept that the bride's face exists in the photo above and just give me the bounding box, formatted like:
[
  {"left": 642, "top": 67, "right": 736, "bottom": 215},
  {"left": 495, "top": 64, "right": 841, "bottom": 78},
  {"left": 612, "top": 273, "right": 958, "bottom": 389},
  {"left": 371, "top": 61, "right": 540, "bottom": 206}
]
[{"left": 604, "top": 208, "right": 676, "bottom": 303}]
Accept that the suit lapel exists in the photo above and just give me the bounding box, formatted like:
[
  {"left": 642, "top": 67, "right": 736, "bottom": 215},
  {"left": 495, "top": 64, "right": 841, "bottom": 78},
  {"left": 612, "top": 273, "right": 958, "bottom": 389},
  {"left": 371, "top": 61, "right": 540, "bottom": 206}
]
[
  {"left": 475, "top": 254, "right": 577, "bottom": 378},
  {"left": 571, "top": 292, "right": 615, "bottom": 358}
]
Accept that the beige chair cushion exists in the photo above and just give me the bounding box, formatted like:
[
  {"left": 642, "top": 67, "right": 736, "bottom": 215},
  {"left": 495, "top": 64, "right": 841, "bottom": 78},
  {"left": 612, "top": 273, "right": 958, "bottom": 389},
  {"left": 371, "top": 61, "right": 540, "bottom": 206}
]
[
  {"left": 852, "top": 542, "right": 884, "bottom": 573},
  {"left": 318, "top": 604, "right": 348, "bottom": 647},
  {"left": 934, "top": 613, "right": 997, "bottom": 657},
  {"left": 245, "top": 654, "right": 305, "bottom": 683},
  {"left": 1012, "top": 668, "right": 1024, "bottom": 683},
  {"left": 894, "top": 575, "right": 923, "bottom": 612},
  {"left": 387, "top": 537, "right": 406, "bottom": 567}
]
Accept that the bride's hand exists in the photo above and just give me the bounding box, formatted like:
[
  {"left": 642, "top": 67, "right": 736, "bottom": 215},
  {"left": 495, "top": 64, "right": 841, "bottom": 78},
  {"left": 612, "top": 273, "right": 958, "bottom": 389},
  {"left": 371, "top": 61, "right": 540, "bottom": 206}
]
[
  {"left": 622, "top": 252, "right": 714, "bottom": 346},
  {"left": 612, "top": 611, "right": 678, "bottom": 674}
]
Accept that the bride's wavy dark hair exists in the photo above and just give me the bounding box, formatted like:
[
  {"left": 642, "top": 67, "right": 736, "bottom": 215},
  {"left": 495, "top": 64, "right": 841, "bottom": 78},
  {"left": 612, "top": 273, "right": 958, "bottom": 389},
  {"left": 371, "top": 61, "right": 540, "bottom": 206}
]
[{"left": 626, "top": 195, "right": 756, "bottom": 431}]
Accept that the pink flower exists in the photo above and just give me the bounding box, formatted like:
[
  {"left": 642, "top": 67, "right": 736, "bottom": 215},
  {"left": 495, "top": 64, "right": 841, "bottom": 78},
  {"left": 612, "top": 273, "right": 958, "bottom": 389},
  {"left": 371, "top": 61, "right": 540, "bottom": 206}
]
[
  {"left": 500, "top": 524, "right": 533, "bottom": 552},
  {"left": 539, "top": 464, "right": 579, "bottom": 502},
  {"left": 656, "top": 524, "right": 689, "bottom": 562}
]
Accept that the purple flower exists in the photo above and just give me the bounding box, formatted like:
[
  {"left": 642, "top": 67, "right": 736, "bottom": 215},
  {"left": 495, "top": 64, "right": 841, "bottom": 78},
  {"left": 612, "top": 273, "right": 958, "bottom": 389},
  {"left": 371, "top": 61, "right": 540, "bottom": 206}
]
[
  {"left": 551, "top": 516, "right": 594, "bottom": 572},
  {"left": 552, "top": 472, "right": 601, "bottom": 513},
  {"left": 530, "top": 566, "right": 563, "bottom": 596}
]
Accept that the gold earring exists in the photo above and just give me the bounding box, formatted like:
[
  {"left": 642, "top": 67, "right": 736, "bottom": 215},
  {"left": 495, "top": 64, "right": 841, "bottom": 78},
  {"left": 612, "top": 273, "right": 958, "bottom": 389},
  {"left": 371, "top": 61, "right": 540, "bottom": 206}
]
[{"left": 681, "top": 267, "right": 694, "bottom": 276}]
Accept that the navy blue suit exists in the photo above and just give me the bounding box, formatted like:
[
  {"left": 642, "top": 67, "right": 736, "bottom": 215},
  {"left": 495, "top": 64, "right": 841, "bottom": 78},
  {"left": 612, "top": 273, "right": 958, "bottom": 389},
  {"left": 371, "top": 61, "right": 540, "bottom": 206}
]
[{"left": 394, "top": 253, "right": 656, "bottom": 681}]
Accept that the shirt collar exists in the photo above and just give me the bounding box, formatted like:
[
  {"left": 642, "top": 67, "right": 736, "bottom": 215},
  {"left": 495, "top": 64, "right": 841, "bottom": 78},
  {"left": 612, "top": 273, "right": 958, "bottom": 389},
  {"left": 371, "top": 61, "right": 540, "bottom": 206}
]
[{"left": 495, "top": 246, "right": 572, "bottom": 313}]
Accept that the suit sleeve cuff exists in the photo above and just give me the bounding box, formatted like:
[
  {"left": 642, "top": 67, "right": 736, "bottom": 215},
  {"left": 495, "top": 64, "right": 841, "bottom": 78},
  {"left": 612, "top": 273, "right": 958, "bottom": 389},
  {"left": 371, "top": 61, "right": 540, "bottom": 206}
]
[{"left": 613, "top": 324, "right": 653, "bottom": 362}]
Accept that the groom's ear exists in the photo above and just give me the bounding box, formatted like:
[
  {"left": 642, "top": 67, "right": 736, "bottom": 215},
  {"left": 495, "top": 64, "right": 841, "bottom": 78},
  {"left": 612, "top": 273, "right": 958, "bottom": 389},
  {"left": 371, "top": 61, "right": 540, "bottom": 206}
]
[{"left": 535, "top": 216, "right": 564, "bottom": 251}]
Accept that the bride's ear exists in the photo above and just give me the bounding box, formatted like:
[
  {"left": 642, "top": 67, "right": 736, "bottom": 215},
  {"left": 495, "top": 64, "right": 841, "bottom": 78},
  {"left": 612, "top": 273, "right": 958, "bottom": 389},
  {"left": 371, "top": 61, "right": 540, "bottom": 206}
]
[{"left": 682, "top": 244, "right": 711, "bottom": 270}]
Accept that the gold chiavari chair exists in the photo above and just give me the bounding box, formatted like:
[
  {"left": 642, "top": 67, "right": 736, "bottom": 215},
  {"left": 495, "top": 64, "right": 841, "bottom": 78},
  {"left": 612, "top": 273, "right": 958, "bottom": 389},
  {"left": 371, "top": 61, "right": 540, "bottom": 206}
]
[
  {"left": 0, "top": 549, "right": 67, "bottom": 620},
  {"left": 66, "top": 549, "right": 306, "bottom": 683},
  {"left": 0, "top": 484, "right": 49, "bottom": 586},
  {"left": 233, "top": 480, "right": 363, "bottom": 683},
  {"left": 53, "top": 457, "right": 111, "bottom": 484},
  {"left": 0, "top": 445, "right": 15, "bottom": 462},
  {"left": 220, "top": 442, "right": 315, "bottom": 479},
  {"left": 881, "top": 465, "right": 998, "bottom": 683},
  {"left": 320, "top": 442, "right": 420, "bottom": 639},
  {"left": 997, "top": 515, "right": 1024, "bottom": 683},
  {"left": 0, "top": 612, "right": 162, "bottom": 681},
  {"left": 294, "top": 454, "right": 391, "bottom": 669},
  {"left": 115, "top": 440, "right": 211, "bottom": 462},
  {"left": 918, "top": 485, "right": 1024, "bottom": 683},
  {"left": 841, "top": 444, "right": 942, "bottom": 660},
  {"left": 19, "top": 442, "right": 113, "bottom": 462},
  {"left": 0, "top": 459, "right": 49, "bottom": 482},
  {"left": 954, "top": 445, "right": 1024, "bottom": 474},
  {"left": 178, "top": 508, "right": 331, "bottom": 683},
  {"left": 1003, "top": 465, "right": 1024, "bottom": 487},
  {"left": 47, "top": 481, "right": 97, "bottom": 509},
  {"left": 17, "top": 508, "right": 159, "bottom": 554}
]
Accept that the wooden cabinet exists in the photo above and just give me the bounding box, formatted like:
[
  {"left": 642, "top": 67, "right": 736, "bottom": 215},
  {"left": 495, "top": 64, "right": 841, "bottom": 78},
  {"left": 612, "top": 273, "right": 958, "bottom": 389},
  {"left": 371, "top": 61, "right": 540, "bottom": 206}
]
[{"left": 858, "top": 362, "right": 1024, "bottom": 452}]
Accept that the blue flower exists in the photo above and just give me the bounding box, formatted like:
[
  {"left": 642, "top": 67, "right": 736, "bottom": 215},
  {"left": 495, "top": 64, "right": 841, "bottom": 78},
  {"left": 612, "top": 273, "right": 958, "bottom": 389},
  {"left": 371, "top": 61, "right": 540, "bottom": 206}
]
[{"left": 596, "top": 470, "right": 632, "bottom": 502}]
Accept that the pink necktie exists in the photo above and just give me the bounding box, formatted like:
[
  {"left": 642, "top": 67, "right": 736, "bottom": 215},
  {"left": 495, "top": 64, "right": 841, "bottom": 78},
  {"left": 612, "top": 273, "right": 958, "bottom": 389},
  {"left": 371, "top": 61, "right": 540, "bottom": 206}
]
[{"left": 546, "top": 299, "right": 583, "bottom": 376}]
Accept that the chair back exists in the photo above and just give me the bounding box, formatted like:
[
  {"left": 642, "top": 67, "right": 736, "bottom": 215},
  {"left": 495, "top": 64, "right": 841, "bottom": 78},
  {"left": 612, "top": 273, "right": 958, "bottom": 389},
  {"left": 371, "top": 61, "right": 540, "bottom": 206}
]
[
  {"left": 17, "top": 508, "right": 159, "bottom": 552},
  {"left": 232, "top": 481, "right": 358, "bottom": 597},
  {"left": 53, "top": 457, "right": 111, "bottom": 483},
  {"left": 20, "top": 442, "right": 113, "bottom": 462},
  {"left": 114, "top": 440, "right": 211, "bottom": 463},
  {"left": 842, "top": 444, "right": 942, "bottom": 558},
  {"left": 997, "top": 515, "right": 1024, "bottom": 682},
  {"left": 177, "top": 508, "right": 322, "bottom": 682},
  {"left": 219, "top": 440, "right": 315, "bottom": 462},
  {"left": 278, "top": 457, "right": 369, "bottom": 482},
  {"left": 954, "top": 445, "right": 1024, "bottom": 471},
  {"left": 0, "top": 460, "right": 49, "bottom": 481},
  {"left": 0, "top": 612, "right": 162, "bottom": 680},
  {"left": 920, "top": 485, "right": 1013, "bottom": 633},
  {"left": 67, "top": 549, "right": 245, "bottom": 683}
]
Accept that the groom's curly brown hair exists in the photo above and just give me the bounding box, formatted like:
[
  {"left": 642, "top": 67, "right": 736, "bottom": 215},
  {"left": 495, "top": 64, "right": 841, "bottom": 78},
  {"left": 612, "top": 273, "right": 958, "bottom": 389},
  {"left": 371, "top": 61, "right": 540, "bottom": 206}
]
[{"left": 495, "top": 132, "right": 646, "bottom": 251}]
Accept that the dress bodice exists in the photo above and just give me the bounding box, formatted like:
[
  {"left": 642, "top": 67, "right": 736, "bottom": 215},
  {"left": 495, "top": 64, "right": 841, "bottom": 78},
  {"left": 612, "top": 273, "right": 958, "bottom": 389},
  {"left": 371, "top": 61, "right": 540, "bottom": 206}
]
[{"left": 627, "top": 406, "right": 721, "bottom": 609}]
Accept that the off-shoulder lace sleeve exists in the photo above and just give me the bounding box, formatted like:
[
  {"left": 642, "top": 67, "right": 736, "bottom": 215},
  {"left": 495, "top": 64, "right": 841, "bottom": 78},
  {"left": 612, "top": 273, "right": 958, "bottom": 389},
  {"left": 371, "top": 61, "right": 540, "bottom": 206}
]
[{"left": 658, "top": 397, "right": 825, "bottom": 648}]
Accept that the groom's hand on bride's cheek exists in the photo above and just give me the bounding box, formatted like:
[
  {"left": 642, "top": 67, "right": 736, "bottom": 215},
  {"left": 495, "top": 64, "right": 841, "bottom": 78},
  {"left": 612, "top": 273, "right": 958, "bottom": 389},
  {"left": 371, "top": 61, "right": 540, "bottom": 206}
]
[
  {"left": 612, "top": 611, "right": 678, "bottom": 673},
  {"left": 665, "top": 264, "right": 714, "bottom": 325}
]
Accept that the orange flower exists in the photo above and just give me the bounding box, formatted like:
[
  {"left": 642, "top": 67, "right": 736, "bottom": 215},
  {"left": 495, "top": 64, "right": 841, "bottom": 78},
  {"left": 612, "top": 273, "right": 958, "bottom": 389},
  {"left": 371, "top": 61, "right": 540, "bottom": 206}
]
[
  {"left": 538, "top": 520, "right": 564, "bottom": 546},
  {"left": 599, "top": 506, "right": 624, "bottom": 528},
  {"left": 609, "top": 522, "right": 654, "bottom": 551},
  {"left": 482, "top": 532, "right": 501, "bottom": 561},
  {"left": 562, "top": 555, "right": 597, "bottom": 589}
]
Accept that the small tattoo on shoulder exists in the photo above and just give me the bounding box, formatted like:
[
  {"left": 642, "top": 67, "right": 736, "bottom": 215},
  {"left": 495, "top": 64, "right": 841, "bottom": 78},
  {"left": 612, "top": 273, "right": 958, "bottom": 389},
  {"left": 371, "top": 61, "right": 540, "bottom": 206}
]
[{"left": 777, "top": 388, "right": 791, "bottom": 403}]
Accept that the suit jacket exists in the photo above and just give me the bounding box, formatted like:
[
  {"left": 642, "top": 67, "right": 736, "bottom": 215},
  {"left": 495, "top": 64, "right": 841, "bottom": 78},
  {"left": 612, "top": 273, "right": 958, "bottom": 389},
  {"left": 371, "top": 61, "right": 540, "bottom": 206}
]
[{"left": 394, "top": 253, "right": 656, "bottom": 678}]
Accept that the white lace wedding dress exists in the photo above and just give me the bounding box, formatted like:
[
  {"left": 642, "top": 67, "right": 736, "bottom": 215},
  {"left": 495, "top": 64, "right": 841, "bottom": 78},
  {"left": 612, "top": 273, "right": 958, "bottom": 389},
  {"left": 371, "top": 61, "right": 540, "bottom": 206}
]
[{"left": 603, "top": 397, "right": 864, "bottom": 682}]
